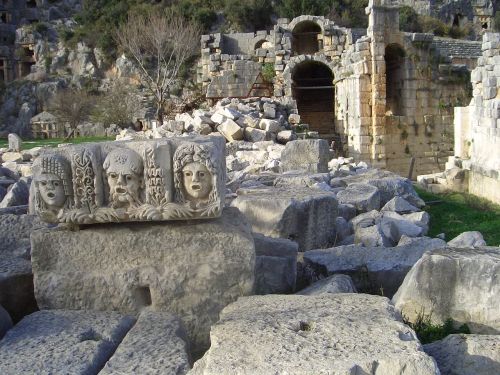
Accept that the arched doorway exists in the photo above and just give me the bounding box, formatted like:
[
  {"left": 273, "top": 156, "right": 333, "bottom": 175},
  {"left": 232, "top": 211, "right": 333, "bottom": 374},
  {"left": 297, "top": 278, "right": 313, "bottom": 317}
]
[
  {"left": 292, "top": 61, "right": 334, "bottom": 137},
  {"left": 385, "top": 44, "right": 406, "bottom": 115},
  {"left": 292, "top": 21, "right": 321, "bottom": 55}
]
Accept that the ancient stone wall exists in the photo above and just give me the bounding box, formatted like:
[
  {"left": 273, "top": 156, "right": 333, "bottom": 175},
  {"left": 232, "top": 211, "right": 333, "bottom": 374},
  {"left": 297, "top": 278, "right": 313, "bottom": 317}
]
[
  {"left": 453, "top": 33, "right": 500, "bottom": 203},
  {"left": 199, "top": 1, "right": 481, "bottom": 176}
]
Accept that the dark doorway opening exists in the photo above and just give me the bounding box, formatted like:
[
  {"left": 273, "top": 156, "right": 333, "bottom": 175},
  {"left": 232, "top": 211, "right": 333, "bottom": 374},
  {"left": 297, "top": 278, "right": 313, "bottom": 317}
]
[
  {"left": 292, "top": 21, "right": 321, "bottom": 55},
  {"left": 385, "top": 44, "right": 406, "bottom": 116},
  {"left": 292, "top": 61, "right": 334, "bottom": 137}
]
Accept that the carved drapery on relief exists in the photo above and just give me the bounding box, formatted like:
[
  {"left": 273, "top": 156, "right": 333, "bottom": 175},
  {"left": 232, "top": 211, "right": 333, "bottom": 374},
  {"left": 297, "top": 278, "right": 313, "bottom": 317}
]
[{"left": 32, "top": 137, "right": 225, "bottom": 224}]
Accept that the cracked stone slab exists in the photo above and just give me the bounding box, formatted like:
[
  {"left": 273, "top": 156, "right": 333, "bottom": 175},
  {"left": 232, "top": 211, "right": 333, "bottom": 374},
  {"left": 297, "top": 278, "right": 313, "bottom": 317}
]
[
  {"left": 189, "top": 294, "right": 438, "bottom": 375},
  {"left": 101, "top": 311, "right": 191, "bottom": 375},
  {"left": 0, "top": 310, "right": 135, "bottom": 375}
]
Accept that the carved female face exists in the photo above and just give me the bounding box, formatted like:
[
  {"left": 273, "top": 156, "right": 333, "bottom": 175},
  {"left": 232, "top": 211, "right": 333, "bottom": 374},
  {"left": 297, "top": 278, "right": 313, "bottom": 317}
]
[
  {"left": 182, "top": 162, "right": 212, "bottom": 200},
  {"left": 37, "top": 173, "right": 66, "bottom": 209}
]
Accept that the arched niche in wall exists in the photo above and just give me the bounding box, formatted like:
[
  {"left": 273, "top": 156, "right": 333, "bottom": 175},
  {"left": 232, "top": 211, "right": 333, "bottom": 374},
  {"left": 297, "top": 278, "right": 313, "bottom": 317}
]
[
  {"left": 385, "top": 43, "right": 406, "bottom": 116},
  {"left": 292, "top": 60, "right": 335, "bottom": 137},
  {"left": 292, "top": 21, "right": 322, "bottom": 55}
]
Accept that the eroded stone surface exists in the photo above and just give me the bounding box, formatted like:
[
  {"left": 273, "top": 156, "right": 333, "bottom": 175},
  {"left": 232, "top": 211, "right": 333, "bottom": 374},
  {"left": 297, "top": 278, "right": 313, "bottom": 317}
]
[
  {"left": 424, "top": 334, "right": 500, "bottom": 375},
  {"left": 101, "top": 311, "right": 191, "bottom": 375},
  {"left": 0, "top": 310, "right": 135, "bottom": 375},
  {"left": 31, "top": 136, "right": 225, "bottom": 224},
  {"left": 281, "top": 139, "right": 329, "bottom": 173},
  {"left": 0, "top": 305, "right": 12, "bottom": 340},
  {"left": 231, "top": 186, "right": 338, "bottom": 251},
  {"left": 304, "top": 237, "right": 447, "bottom": 297},
  {"left": 31, "top": 207, "right": 255, "bottom": 351},
  {"left": 296, "top": 274, "right": 356, "bottom": 295},
  {"left": 337, "top": 183, "right": 380, "bottom": 213},
  {"left": 393, "top": 247, "right": 500, "bottom": 334},
  {"left": 189, "top": 294, "right": 438, "bottom": 375},
  {"left": 0, "top": 214, "right": 48, "bottom": 321}
]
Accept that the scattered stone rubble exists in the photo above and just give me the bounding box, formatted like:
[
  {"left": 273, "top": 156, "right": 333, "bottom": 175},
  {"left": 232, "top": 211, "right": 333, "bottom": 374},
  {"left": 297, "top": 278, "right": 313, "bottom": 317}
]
[{"left": 0, "top": 118, "right": 498, "bottom": 373}]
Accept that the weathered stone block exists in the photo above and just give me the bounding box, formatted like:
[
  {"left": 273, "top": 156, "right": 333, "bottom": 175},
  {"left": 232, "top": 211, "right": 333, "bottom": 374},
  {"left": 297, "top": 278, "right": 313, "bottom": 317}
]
[
  {"left": 0, "top": 305, "right": 12, "bottom": 339},
  {"left": 337, "top": 183, "right": 381, "bottom": 213},
  {"left": 31, "top": 207, "right": 255, "bottom": 351},
  {"left": 253, "top": 233, "right": 298, "bottom": 294},
  {"left": 304, "top": 237, "right": 447, "bottom": 297},
  {"left": 393, "top": 247, "right": 500, "bottom": 333},
  {"left": 0, "top": 310, "right": 135, "bottom": 374},
  {"left": 190, "top": 294, "right": 438, "bottom": 375},
  {"left": 218, "top": 119, "right": 243, "bottom": 141},
  {"left": 281, "top": 139, "right": 330, "bottom": 173},
  {"left": 101, "top": 311, "right": 191, "bottom": 375},
  {"left": 7, "top": 134, "right": 22, "bottom": 152},
  {"left": 31, "top": 137, "right": 225, "bottom": 224},
  {"left": 423, "top": 334, "right": 500, "bottom": 375},
  {"left": 231, "top": 186, "right": 338, "bottom": 251},
  {"left": 0, "top": 214, "right": 48, "bottom": 322}
]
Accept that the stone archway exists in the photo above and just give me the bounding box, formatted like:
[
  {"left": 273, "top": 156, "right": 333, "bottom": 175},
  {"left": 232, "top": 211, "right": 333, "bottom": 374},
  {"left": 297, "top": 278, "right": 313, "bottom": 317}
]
[
  {"left": 291, "top": 60, "right": 335, "bottom": 137},
  {"left": 292, "top": 21, "right": 322, "bottom": 55}
]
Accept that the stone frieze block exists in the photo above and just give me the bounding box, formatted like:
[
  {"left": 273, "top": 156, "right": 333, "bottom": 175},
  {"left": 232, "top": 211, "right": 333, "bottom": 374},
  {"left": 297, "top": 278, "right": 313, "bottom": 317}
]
[{"left": 31, "top": 136, "right": 226, "bottom": 224}]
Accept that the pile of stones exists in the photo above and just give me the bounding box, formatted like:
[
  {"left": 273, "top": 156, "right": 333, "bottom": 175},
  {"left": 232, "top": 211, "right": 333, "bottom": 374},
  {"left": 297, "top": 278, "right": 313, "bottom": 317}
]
[
  {"left": 0, "top": 134, "right": 42, "bottom": 212},
  {"left": 117, "top": 97, "right": 308, "bottom": 143},
  {"left": 0, "top": 135, "right": 498, "bottom": 375}
]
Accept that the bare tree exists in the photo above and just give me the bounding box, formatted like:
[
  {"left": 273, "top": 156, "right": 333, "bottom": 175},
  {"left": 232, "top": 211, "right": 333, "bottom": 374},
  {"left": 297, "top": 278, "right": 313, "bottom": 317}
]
[
  {"left": 49, "top": 88, "right": 94, "bottom": 140},
  {"left": 92, "top": 79, "right": 143, "bottom": 128},
  {"left": 115, "top": 10, "right": 201, "bottom": 123}
]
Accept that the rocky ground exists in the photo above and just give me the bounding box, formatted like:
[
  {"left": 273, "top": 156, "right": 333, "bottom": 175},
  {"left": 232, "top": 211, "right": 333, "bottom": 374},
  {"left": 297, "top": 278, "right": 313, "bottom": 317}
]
[{"left": 0, "top": 101, "right": 499, "bottom": 374}]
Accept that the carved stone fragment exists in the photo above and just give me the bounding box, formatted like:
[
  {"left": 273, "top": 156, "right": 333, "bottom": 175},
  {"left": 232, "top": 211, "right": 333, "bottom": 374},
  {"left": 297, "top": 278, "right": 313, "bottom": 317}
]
[{"left": 31, "top": 136, "right": 225, "bottom": 224}]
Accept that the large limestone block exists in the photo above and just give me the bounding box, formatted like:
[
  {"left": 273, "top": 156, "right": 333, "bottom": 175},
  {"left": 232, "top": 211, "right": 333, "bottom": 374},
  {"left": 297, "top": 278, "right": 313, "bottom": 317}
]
[
  {"left": 448, "top": 231, "right": 487, "bottom": 247},
  {"left": 101, "top": 311, "right": 191, "bottom": 375},
  {"left": 337, "top": 183, "right": 381, "bottom": 213},
  {"left": 231, "top": 186, "right": 338, "bottom": 251},
  {"left": 339, "top": 169, "right": 424, "bottom": 207},
  {"left": 189, "top": 294, "right": 439, "bottom": 375},
  {"left": 31, "top": 208, "right": 255, "bottom": 351},
  {"left": 7, "top": 133, "right": 22, "bottom": 152},
  {"left": 253, "top": 234, "right": 298, "bottom": 294},
  {"left": 304, "top": 237, "right": 447, "bottom": 297},
  {"left": 281, "top": 139, "right": 329, "bottom": 173},
  {"left": 296, "top": 274, "right": 357, "bottom": 295},
  {"left": 0, "top": 310, "right": 135, "bottom": 374},
  {"left": 423, "top": 334, "right": 500, "bottom": 375},
  {"left": 217, "top": 119, "right": 243, "bottom": 141},
  {"left": 30, "top": 136, "right": 226, "bottom": 224},
  {"left": 0, "top": 179, "right": 29, "bottom": 208},
  {"left": 393, "top": 247, "right": 500, "bottom": 333},
  {"left": 0, "top": 214, "right": 48, "bottom": 321},
  {"left": 0, "top": 305, "right": 12, "bottom": 339}
]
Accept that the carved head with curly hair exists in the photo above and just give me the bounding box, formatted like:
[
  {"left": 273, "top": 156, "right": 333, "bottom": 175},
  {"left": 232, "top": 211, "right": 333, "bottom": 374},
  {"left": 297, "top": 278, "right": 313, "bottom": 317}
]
[{"left": 173, "top": 143, "right": 217, "bottom": 205}]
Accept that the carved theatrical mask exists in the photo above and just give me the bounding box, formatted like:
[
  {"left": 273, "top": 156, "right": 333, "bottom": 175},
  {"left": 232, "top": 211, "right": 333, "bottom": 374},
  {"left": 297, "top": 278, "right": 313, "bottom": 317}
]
[
  {"left": 103, "top": 148, "right": 144, "bottom": 209},
  {"left": 174, "top": 143, "right": 216, "bottom": 206},
  {"left": 38, "top": 173, "right": 66, "bottom": 208},
  {"left": 33, "top": 155, "right": 74, "bottom": 216},
  {"left": 182, "top": 162, "right": 213, "bottom": 200}
]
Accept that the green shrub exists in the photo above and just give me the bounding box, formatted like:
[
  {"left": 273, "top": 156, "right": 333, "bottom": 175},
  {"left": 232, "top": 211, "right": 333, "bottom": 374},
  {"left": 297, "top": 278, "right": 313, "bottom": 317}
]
[
  {"left": 495, "top": 11, "right": 500, "bottom": 32},
  {"left": 399, "top": 6, "right": 421, "bottom": 32},
  {"left": 261, "top": 63, "right": 275, "bottom": 83},
  {"left": 404, "top": 310, "right": 470, "bottom": 344}
]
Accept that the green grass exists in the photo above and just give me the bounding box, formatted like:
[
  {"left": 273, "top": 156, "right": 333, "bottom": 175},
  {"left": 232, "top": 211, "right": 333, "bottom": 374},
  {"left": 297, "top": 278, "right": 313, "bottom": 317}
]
[
  {"left": 404, "top": 310, "right": 470, "bottom": 344},
  {"left": 415, "top": 186, "right": 500, "bottom": 246},
  {"left": 0, "top": 136, "right": 113, "bottom": 150}
]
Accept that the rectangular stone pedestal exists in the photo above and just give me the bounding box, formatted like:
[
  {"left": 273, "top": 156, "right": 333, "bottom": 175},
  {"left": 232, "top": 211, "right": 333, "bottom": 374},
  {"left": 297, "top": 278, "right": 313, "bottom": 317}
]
[{"left": 31, "top": 208, "right": 255, "bottom": 351}]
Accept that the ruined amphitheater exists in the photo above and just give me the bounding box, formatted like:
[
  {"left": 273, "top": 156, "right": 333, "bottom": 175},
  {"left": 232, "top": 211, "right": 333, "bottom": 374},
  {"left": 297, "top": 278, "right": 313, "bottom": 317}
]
[{"left": 0, "top": 0, "right": 499, "bottom": 374}]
